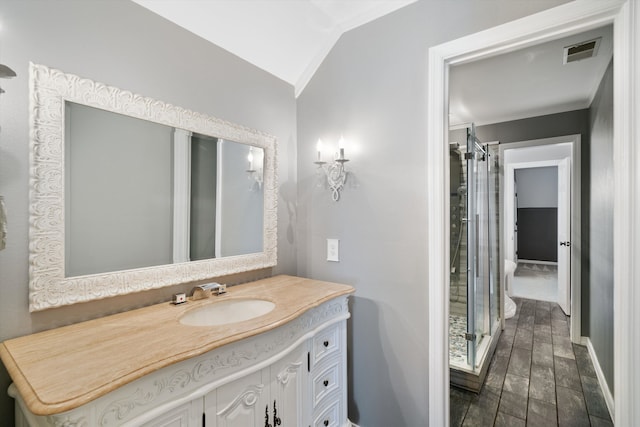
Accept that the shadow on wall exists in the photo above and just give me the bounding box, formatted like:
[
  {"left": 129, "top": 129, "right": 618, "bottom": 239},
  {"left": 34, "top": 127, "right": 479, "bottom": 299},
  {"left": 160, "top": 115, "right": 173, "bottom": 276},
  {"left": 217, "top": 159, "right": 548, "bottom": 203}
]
[
  {"left": 279, "top": 180, "right": 297, "bottom": 246},
  {"left": 0, "top": 362, "right": 13, "bottom": 426},
  {"left": 348, "top": 296, "right": 409, "bottom": 426}
]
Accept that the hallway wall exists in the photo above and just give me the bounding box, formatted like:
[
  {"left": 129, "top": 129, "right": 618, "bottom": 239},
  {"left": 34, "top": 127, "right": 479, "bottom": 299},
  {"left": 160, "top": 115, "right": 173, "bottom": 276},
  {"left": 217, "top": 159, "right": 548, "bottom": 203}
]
[{"left": 587, "top": 59, "right": 614, "bottom": 391}]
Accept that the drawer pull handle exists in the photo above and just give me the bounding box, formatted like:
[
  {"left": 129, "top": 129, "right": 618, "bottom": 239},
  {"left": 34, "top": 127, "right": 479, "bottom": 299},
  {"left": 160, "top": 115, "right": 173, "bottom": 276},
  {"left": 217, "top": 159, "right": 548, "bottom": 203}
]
[
  {"left": 324, "top": 420, "right": 329, "bottom": 426},
  {"left": 323, "top": 340, "right": 329, "bottom": 347},
  {"left": 323, "top": 380, "right": 329, "bottom": 387},
  {"left": 273, "top": 400, "right": 281, "bottom": 426},
  {"left": 265, "top": 405, "right": 272, "bottom": 427}
]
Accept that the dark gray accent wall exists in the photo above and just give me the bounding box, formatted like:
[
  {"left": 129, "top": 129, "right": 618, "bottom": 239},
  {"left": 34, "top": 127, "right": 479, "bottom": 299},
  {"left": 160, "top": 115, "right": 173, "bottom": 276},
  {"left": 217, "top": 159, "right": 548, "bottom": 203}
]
[
  {"left": 587, "top": 59, "right": 614, "bottom": 391},
  {"left": 475, "top": 109, "right": 590, "bottom": 144},
  {"left": 295, "top": 1, "right": 570, "bottom": 425},
  {"left": 517, "top": 208, "right": 558, "bottom": 262},
  {"left": 0, "top": 1, "right": 296, "bottom": 422}
]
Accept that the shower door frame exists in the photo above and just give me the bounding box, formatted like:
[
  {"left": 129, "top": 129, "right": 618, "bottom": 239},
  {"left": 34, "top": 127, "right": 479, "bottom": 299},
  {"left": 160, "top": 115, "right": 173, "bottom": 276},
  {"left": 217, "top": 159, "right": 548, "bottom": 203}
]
[{"left": 464, "top": 125, "right": 496, "bottom": 371}]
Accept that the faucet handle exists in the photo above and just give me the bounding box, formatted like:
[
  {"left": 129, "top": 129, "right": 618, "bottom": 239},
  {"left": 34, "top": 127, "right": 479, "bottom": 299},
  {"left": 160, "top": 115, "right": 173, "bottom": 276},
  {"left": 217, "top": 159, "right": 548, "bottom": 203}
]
[
  {"left": 198, "top": 282, "right": 221, "bottom": 291},
  {"left": 192, "top": 282, "right": 226, "bottom": 300}
]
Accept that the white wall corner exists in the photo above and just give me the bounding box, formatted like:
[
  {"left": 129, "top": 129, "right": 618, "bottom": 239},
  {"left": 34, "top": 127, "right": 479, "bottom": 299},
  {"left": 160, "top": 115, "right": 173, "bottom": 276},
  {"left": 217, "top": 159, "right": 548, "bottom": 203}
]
[{"left": 295, "top": 30, "right": 341, "bottom": 98}]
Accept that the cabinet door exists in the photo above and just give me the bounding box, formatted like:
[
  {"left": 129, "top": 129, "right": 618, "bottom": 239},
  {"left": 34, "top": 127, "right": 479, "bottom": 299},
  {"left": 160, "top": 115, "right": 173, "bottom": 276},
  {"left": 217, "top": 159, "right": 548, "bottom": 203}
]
[
  {"left": 205, "top": 369, "right": 269, "bottom": 427},
  {"left": 269, "top": 342, "right": 308, "bottom": 427},
  {"left": 141, "top": 400, "right": 202, "bottom": 427}
]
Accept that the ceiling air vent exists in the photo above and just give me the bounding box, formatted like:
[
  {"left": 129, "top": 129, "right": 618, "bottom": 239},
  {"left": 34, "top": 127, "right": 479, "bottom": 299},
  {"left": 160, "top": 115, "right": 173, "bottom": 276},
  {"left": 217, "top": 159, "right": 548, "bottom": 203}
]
[{"left": 563, "top": 37, "right": 601, "bottom": 64}]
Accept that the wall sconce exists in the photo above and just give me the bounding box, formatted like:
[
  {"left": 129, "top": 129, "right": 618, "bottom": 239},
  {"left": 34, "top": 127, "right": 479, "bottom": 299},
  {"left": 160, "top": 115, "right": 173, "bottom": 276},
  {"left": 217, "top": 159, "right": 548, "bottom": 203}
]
[
  {"left": 246, "top": 146, "right": 263, "bottom": 190},
  {"left": 314, "top": 136, "right": 349, "bottom": 201}
]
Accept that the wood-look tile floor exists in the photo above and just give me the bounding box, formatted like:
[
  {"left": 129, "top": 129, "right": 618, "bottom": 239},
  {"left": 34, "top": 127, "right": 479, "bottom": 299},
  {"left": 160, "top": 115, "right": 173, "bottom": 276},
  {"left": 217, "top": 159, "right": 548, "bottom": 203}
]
[{"left": 450, "top": 298, "right": 613, "bottom": 427}]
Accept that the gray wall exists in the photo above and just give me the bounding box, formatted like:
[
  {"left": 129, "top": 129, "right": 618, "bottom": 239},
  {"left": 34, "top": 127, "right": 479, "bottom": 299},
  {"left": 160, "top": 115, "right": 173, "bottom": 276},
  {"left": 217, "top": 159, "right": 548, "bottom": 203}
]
[
  {"left": 219, "top": 141, "right": 264, "bottom": 256},
  {"left": 516, "top": 167, "right": 558, "bottom": 208},
  {"left": 65, "top": 102, "right": 174, "bottom": 276},
  {"left": 190, "top": 134, "right": 218, "bottom": 261},
  {"left": 0, "top": 1, "right": 296, "bottom": 422},
  {"left": 295, "top": 1, "right": 570, "bottom": 425},
  {"left": 586, "top": 59, "right": 614, "bottom": 390}
]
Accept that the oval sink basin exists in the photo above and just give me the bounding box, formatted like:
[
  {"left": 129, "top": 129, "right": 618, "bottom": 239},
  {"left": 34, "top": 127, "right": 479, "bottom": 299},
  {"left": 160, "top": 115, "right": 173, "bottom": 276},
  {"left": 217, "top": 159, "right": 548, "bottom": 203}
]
[{"left": 180, "top": 299, "right": 276, "bottom": 327}]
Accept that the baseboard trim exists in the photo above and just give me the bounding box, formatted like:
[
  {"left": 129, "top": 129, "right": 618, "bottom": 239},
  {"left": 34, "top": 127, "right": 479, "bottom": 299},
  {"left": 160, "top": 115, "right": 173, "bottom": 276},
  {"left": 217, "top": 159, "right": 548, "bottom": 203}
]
[
  {"left": 581, "top": 336, "right": 615, "bottom": 423},
  {"left": 517, "top": 259, "right": 558, "bottom": 266}
]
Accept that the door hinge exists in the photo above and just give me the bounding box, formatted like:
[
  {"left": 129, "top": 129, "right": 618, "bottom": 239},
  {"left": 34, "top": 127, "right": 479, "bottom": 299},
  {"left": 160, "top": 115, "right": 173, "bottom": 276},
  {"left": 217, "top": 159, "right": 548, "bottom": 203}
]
[
  {"left": 307, "top": 352, "right": 310, "bottom": 372},
  {"left": 202, "top": 412, "right": 206, "bottom": 427},
  {"left": 464, "top": 152, "right": 474, "bottom": 160},
  {"left": 465, "top": 333, "right": 476, "bottom": 341}
]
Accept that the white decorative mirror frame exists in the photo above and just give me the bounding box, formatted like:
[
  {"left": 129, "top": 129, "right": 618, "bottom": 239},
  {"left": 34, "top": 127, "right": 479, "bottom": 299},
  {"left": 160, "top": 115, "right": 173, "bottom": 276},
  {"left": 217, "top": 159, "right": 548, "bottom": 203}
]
[{"left": 28, "top": 62, "right": 277, "bottom": 312}]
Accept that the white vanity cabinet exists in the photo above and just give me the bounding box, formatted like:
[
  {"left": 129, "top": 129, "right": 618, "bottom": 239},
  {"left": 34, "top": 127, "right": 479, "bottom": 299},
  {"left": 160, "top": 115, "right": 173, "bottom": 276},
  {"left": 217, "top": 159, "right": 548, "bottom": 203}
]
[
  {"left": 9, "top": 296, "right": 351, "bottom": 427},
  {"left": 141, "top": 401, "right": 202, "bottom": 427},
  {"left": 205, "top": 341, "right": 307, "bottom": 427}
]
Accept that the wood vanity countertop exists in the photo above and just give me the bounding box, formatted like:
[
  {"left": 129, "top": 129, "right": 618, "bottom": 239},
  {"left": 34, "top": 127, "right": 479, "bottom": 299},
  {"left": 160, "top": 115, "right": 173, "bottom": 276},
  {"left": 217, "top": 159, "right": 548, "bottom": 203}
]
[{"left": 0, "top": 275, "right": 354, "bottom": 416}]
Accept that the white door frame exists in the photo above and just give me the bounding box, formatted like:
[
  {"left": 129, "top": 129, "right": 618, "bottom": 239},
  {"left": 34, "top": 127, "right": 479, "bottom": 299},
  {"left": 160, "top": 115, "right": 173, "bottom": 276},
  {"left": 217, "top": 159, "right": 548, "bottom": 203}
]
[
  {"left": 557, "top": 156, "right": 571, "bottom": 316},
  {"left": 500, "top": 136, "right": 579, "bottom": 330},
  {"left": 426, "top": 1, "right": 639, "bottom": 426},
  {"left": 507, "top": 160, "right": 567, "bottom": 303}
]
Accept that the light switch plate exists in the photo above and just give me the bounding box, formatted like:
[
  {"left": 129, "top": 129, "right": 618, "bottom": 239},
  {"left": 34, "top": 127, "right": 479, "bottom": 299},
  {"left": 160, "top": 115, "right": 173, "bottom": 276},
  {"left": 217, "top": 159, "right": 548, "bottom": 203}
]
[{"left": 327, "top": 239, "right": 340, "bottom": 262}]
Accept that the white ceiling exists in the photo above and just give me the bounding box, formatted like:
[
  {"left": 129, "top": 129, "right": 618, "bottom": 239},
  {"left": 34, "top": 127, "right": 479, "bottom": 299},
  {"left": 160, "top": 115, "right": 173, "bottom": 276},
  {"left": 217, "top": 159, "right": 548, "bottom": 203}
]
[
  {"left": 132, "top": 0, "right": 416, "bottom": 97},
  {"left": 449, "top": 25, "right": 613, "bottom": 127}
]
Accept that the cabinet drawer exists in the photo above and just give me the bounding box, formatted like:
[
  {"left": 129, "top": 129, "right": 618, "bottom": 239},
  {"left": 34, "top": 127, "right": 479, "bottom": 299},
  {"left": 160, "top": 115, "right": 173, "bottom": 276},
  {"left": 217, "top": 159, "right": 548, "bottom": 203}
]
[
  {"left": 312, "top": 356, "right": 342, "bottom": 408},
  {"left": 312, "top": 323, "right": 342, "bottom": 366},
  {"left": 312, "top": 393, "right": 342, "bottom": 427}
]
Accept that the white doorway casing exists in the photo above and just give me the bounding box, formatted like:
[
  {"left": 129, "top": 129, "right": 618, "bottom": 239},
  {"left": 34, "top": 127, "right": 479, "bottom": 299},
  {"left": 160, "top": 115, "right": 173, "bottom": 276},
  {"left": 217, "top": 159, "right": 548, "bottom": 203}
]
[
  {"left": 500, "top": 137, "right": 578, "bottom": 319},
  {"left": 557, "top": 156, "right": 571, "bottom": 315},
  {"left": 426, "top": 1, "right": 640, "bottom": 426}
]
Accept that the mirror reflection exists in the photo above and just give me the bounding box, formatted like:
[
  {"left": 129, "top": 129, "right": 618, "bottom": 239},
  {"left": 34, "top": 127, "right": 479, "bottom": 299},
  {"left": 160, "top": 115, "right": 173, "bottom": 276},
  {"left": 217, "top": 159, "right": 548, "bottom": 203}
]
[{"left": 64, "top": 102, "right": 264, "bottom": 277}]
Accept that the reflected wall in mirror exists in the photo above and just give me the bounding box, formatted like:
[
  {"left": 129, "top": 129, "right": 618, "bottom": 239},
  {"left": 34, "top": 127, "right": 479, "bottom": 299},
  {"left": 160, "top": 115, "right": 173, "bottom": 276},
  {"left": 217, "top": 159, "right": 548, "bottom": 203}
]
[
  {"left": 64, "top": 103, "right": 264, "bottom": 277},
  {"left": 29, "top": 63, "right": 276, "bottom": 311}
]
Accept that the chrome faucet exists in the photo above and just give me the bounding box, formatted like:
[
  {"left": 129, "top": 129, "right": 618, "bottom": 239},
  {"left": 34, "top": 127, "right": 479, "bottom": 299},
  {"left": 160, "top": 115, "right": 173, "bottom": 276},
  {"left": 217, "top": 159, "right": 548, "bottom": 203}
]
[{"left": 191, "top": 282, "right": 227, "bottom": 300}]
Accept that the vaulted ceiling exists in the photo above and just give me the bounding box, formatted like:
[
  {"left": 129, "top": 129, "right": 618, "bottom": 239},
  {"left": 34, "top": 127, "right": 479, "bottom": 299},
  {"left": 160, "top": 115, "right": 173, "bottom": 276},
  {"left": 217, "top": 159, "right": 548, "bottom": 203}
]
[
  {"left": 132, "top": 0, "right": 417, "bottom": 96},
  {"left": 132, "top": 2, "right": 612, "bottom": 123}
]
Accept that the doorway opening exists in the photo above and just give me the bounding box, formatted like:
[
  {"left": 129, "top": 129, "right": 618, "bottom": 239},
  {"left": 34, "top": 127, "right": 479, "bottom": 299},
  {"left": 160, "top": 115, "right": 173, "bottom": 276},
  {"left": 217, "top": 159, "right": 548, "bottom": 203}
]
[
  {"left": 512, "top": 165, "right": 560, "bottom": 303},
  {"left": 500, "top": 136, "right": 580, "bottom": 322},
  {"left": 427, "top": 2, "right": 636, "bottom": 426}
]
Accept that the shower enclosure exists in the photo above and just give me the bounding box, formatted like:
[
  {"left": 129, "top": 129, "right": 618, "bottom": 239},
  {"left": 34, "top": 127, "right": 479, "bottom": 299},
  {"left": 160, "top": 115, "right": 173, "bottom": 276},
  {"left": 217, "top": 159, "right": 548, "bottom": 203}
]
[{"left": 449, "top": 124, "right": 501, "bottom": 391}]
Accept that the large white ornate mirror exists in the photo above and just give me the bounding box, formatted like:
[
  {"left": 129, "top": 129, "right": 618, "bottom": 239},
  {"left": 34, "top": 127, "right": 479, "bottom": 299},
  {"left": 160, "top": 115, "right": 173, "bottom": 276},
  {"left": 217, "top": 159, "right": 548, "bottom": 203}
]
[{"left": 29, "top": 63, "right": 277, "bottom": 311}]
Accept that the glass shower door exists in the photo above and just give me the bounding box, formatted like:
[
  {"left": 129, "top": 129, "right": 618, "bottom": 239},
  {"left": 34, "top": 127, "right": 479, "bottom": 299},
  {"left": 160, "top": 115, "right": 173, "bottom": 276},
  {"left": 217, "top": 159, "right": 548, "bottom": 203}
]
[{"left": 466, "top": 124, "right": 492, "bottom": 369}]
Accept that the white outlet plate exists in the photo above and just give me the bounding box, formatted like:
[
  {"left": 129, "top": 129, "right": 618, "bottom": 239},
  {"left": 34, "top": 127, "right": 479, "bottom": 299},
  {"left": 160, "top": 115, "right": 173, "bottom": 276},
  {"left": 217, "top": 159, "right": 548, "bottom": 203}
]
[{"left": 327, "top": 239, "right": 340, "bottom": 262}]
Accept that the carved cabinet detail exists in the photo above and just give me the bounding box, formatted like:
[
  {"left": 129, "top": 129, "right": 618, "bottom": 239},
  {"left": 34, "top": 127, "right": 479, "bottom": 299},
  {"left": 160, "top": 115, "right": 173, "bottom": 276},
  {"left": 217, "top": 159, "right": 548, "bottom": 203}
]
[{"left": 10, "top": 297, "right": 350, "bottom": 427}]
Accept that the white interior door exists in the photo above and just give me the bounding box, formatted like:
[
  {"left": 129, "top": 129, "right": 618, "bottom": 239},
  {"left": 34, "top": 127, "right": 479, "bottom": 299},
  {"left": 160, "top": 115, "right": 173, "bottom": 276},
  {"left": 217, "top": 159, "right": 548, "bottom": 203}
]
[
  {"left": 514, "top": 178, "right": 518, "bottom": 263},
  {"left": 557, "top": 157, "right": 571, "bottom": 315}
]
